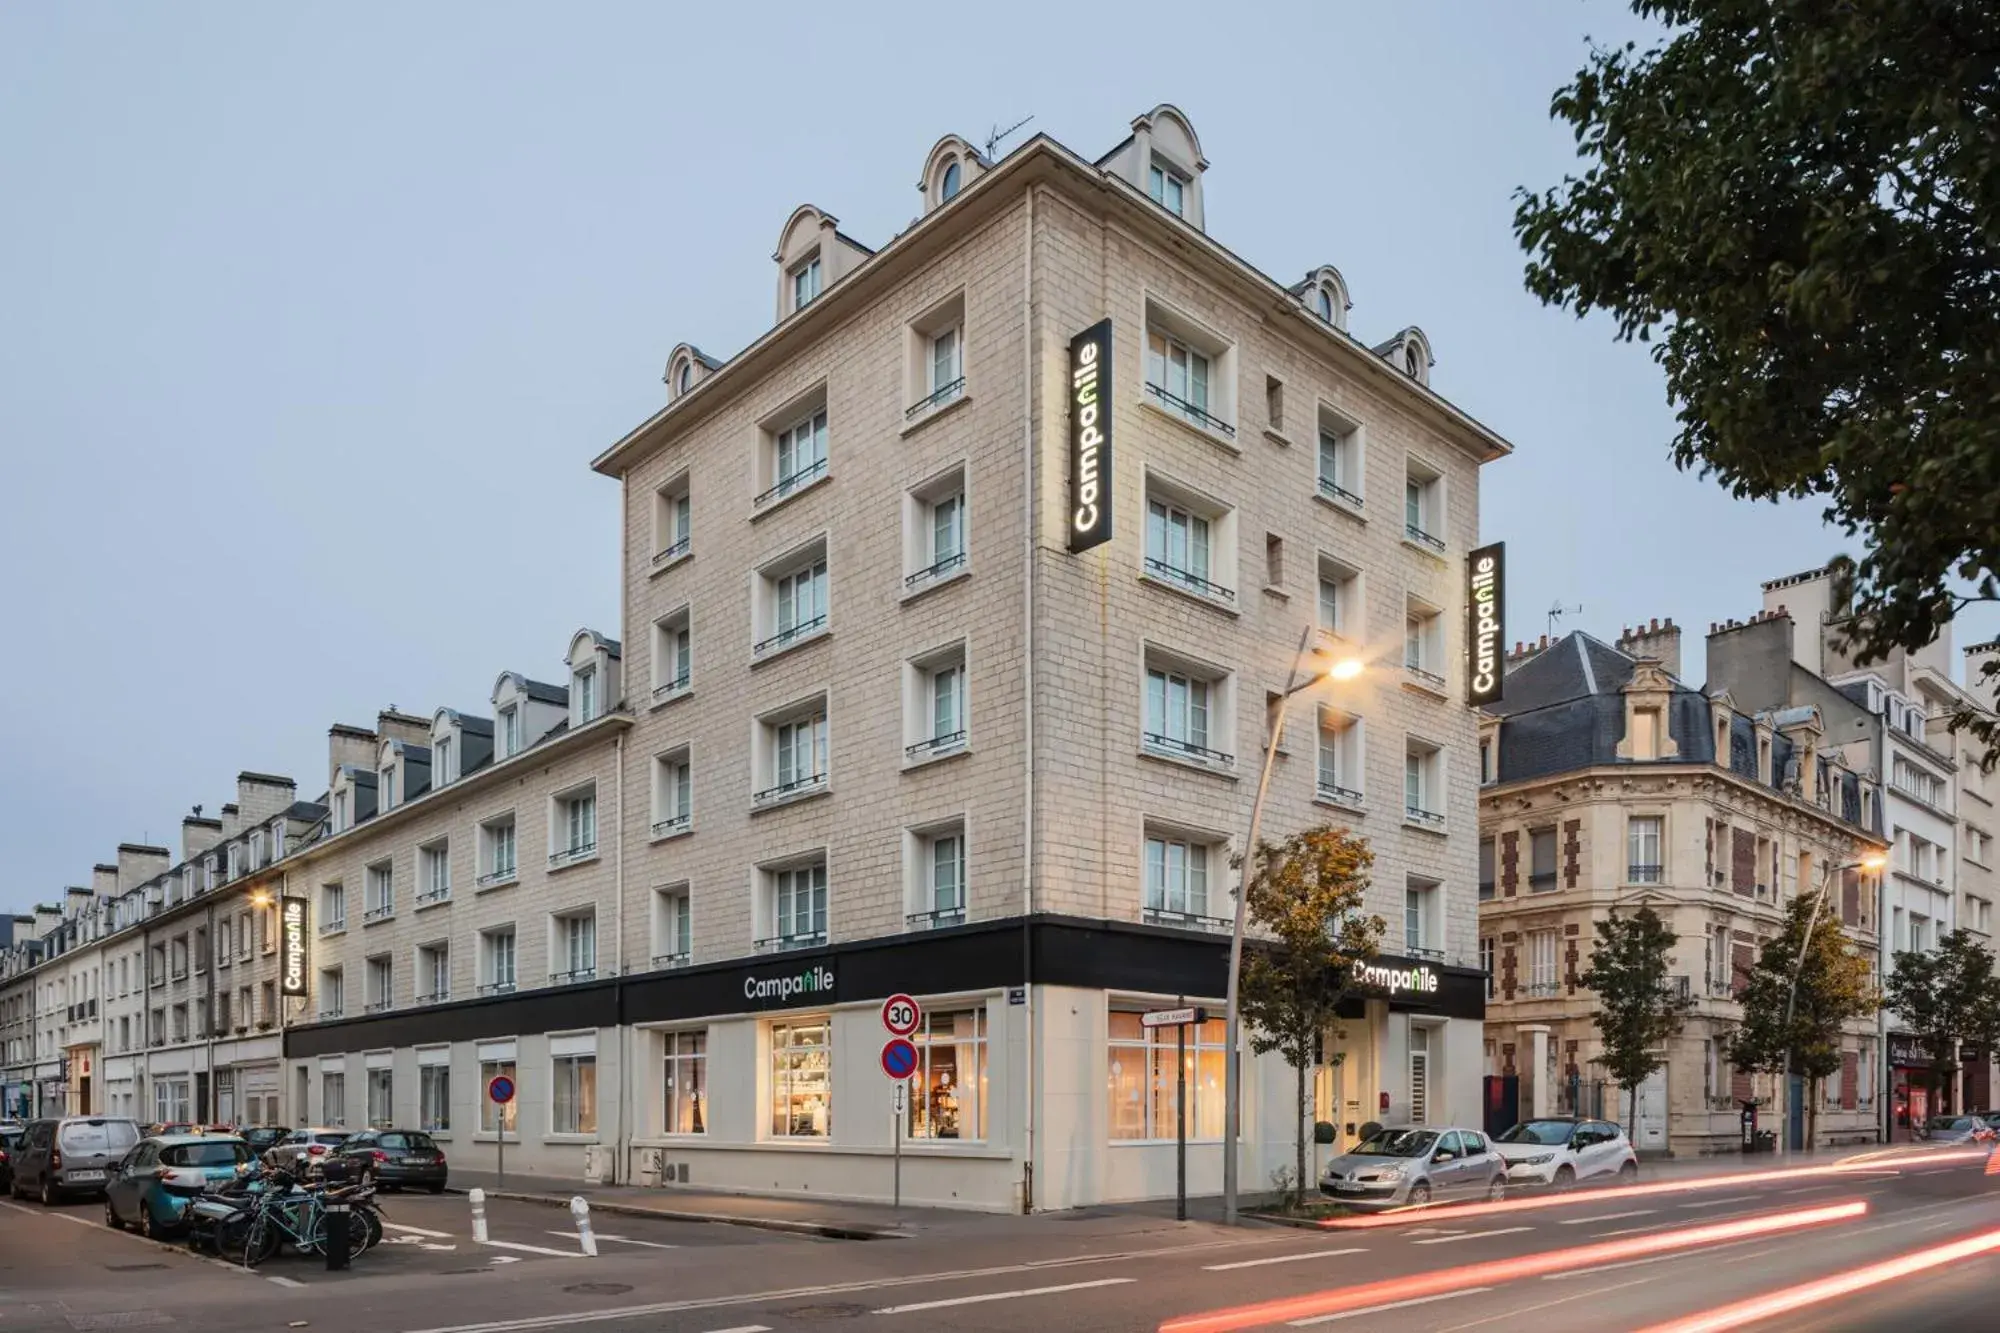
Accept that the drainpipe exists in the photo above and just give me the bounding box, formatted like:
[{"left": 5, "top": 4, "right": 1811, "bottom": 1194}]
[
  {"left": 614, "top": 730, "right": 628, "bottom": 1184},
  {"left": 1018, "top": 185, "right": 1037, "bottom": 1214},
  {"left": 202, "top": 899, "right": 217, "bottom": 1121}
]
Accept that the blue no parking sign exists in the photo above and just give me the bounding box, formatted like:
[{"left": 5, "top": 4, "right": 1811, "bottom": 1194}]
[
  {"left": 880, "top": 1038, "right": 918, "bottom": 1080},
  {"left": 487, "top": 1074, "right": 516, "bottom": 1104}
]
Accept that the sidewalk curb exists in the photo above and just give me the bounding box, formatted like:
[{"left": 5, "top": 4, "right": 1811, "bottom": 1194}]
[{"left": 446, "top": 1187, "right": 905, "bottom": 1240}]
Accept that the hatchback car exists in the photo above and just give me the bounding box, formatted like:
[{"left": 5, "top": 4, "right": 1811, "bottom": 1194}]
[
  {"left": 331, "top": 1129, "right": 449, "bottom": 1192},
  {"left": 1320, "top": 1126, "right": 1506, "bottom": 1208},
  {"left": 1492, "top": 1117, "right": 1639, "bottom": 1190},
  {"left": 1922, "top": 1114, "right": 1996, "bottom": 1144},
  {"left": 103, "top": 1135, "right": 256, "bottom": 1239},
  {"left": 262, "top": 1126, "right": 351, "bottom": 1170},
  {"left": 8, "top": 1117, "right": 143, "bottom": 1204},
  {"left": 241, "top": 1126, "right": 290, "bottom": 1156}
]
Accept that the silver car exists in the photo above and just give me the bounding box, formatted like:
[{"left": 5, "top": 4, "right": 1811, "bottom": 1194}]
[{"left": 1319, "top": 1125, "right": 1507, "bottom": 1208}]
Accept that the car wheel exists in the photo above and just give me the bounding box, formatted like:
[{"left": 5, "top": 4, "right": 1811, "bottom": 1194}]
[
  {"left": 138, "top": 1204, "right": 157, "bottom": 1241},
  {"left": 1552, "top": 1165, "right": 1576, "bottom": 1192},
  {"left": 105, "top": 1196, "right": 125, "bottom": 1231},
  {"left": 40, "top": 1176, "right": 57, "bottom": 1207},
  {"left": 1486, "top": 1175, "right": 1507, "bottom": 1201},
  {"left": 1618, "top": 1161, "right": 1639, "bottom": 1183},
  {"left": 1406, "top": 1182, "right": 1433, "bottom": 1206}
]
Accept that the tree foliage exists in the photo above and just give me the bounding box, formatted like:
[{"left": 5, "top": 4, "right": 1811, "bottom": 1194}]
[
  {"left": 1884, "top": 927, "right": 2000, "bottom": 1107},
  {"left": 1515, "top": 1, "right": 2000, "bottom": 765},
  {"left": 1239, "top": 826, "right": 1384, "bottom": 1209},
  {"left": 1731, "top": 892, "right": 1878, "bottom": 1145},
  {"left": 1579, "top": 906, "right": 1695, "bottom": 1142}
]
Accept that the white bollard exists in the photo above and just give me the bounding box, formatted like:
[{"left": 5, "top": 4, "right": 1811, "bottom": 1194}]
[
  {"left": 469, "top": 1187, "right": 489, "bottom": 1244},
  {"left": 570, "top": 1196, "right": 598, "bottom": 1257}
]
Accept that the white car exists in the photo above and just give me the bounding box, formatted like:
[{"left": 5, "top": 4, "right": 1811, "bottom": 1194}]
[{"left": 1492, "top": 1117, "right": 1637, "bottom": 1190}]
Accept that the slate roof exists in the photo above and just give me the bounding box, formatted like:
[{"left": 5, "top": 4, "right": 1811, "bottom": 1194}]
[{"left": 521, "top": 678, "right": 568, "bottom": 705}]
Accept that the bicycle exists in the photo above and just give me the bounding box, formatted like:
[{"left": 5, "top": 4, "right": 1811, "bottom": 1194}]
[{"left": 241, "top": 1173, "right": 364, "bottom": 1267}]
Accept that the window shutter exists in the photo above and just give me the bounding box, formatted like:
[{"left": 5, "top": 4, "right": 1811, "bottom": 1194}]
[
  {"left": 1731, "top": 941, "right": 1755, "bottom": 999},
  {"left": 1841, "top": 1052, "right": 1859, "bottom": 1110},
  {"left": 1841, "top": 869, "right": 1860, "bottom": 926},
  {"left": 1731, "top": 828, "right": 1756, "bottom": 896},
  {"left": 1501, "top": 831, "right": 1520, "bottom": 896}
]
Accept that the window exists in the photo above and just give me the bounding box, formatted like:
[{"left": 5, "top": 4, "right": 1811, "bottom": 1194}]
[
  {"left": 1265, "top": 375, "right": 1284, "bottom": 432},
  {"left": 553, "top": 910, "right": 597, "bottom": 983},
  {"left": 171, "top": 936, "right": 188, "bottom": 979},
  {"left": 1526, "top": 930, "right": 1559, "bottom": 996},
  {"left": 1147, "top": 330, "right": 1225, "bottom": 441},
  {"left": 551, "top": 787, "right": 597, "bottom": 866},
  {"left": 756, "top": 698, "right": 830, "bottom": 806},
  {"left": 1404, "top": 457, "right": 1445, "bottom": 553},
  {"left": 766, "top": 1017, "right": 833, "bottom": 1137},
  {"left": 1628, "top": 817, "right": 1664, "bottom": 883},
  {"left": 1316, "top": 555, "right": 1361, "bottom": 644},
  {"left": 419, "top": 1061, "right": 450, "bottom": 1132},
  {"left": 499, "top": 705, "right": 521, "bottom": 758},
  {"left": 1263, "top": 532, "right": 1286, "bottom": 590},
  {"left": 1404, "top": 737, "right": 1444, "bottom": 829},
  {"left": 653, "top": 885, "right": 692, "bottom": 967},
  {"left": 1317, "top": 288, "right": 1334, "bottom": 321},
  {"left": 652, "top": 748, "right": 692, "bottom": 838},
  {"left": 322, "top": 1072, "right": 346, "bottom": 1128},
  {"left": 575, "top": 666, "right": 598, "bottom": 723},
  {"left": 417, "top": 942, "right": 449, "bottom": 1003},
  {"left": 1409, "top": 1025, "right": 1432, "bottom": 1123},
  {"left": 904, "top": 465, "right": 967, "bottom": 591},
  {"left": 1144, "top": 654, "right": 1234, "bottom": 768},
  {"left": 662, "top": 1031, "right": 707, "bottom": 1133},
  {"left": 250, "top": 832, "right": 266, "bottom": 869},
  {"left": 651, "top": 474, "right": 691, "bottom": 567},
  {"left": 1480, "top": 936, "right": 1496, "bottom": 999},
  {"left": 479, "top": 1058, "right": 517, "bottom": 1133},
  {"left": 1857, "top": 1042, "right": 1874, "bottom": 1107},
  {"left": 1406, "top": 877, "right": 1440, "bottom": 958},
  {"left": 1109, "top": 1008, "right": 1225, "bottom": 1140},
  {"left": 319, "top": 967, "right": 344, "bottom": 1020},
  {"left": 756, "top": 537, "right": 830, "bottom": 655},
  {"left": 418, "top": 840, "right": 451, "bottom": 905},
  {"left": 552, "top": 1052, "right": 597, "bottom": 1134},
  {"left": 1315, "top": 407, "right": 1362, "bottom": 509},
  {"left": 480, "top": 926, "right": 516, "bottom": 996},
  {"left": 940, "top": 160, "right": 961, "bottom": 200},
  {"left": 762, "top": 860, "right": 828, "bottom": 951},
  {"left": 1529, "top": 828, "right": 1559, "bottom": 891},
  {"left": 1144, "top": 832, "right": 1222, "bottom": 928},
  {"left": 364, "top": 861, "right": 394, "bottom": 922},
  {"left": 790, "top": 255, "right": 821, "bottom": 310},
  {"left": 1630, "top": 709, "right": 1661, "bottom": 760},
  {"left": 478, "top": 816, "right": 518, "bottom": 888},
  {"left": 764, "top": 407, "right": 828, "bottom": 504},
  {"left": 651, "top": 606, "right": 692, "bottom": 703},
  {"left": 907, "top": 821, "right": 966, "bottom": 929},
  {"left": 171, "top": 1003, "right": 188, "bottom": 1042},
  {"left": 1480, "top": 736, "right": 1496, "bottom": 784},
  {"left": 909, "top": 1008, "right": 987, "bottom": 1140},
  {"left": 1404, "top": 596, "right": 1446, "bottom": 692},
  {"left": 1148, "top": 162, "right": 1187, "bottom": 216},
  {"left": 1144, "top": 479, "right": 1235, "bottom": 604},
  {"left": 367, "top": 1068, "right": 392, "bottom": 1129},
  {"left": 332, "top": 789, "right": 349, "bottom": 833},
  {"left": 379, "top": 767, "right": 396, "bottom": 812},
  {"left": 1892, "top": 758, "right": 1945, "bottom": 807},
  {"left": 365, "top": 956, "right": 392, "bottom": 1013}
]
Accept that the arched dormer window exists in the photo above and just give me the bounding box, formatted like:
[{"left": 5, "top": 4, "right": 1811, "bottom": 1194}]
[
  {"left": 1317, "top": 288, "right": 1334, "bottom": 322},
  {"left": 677, "top": 362, "right": 692, "bottom": 395},
  {"left": 941, "top": 160, "right": 961, "bottom": 201},
  {"left": 1405, "top": 343, "right": 1422, "bottom": 377}
]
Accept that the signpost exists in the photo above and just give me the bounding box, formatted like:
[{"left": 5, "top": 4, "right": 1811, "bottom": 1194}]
[
  {"left": 1143, "top": 1004, "right": 1208, "bottom": 1222},
  {"left": 487, "top": 1074, "right": 516, "bottom": 1189},
  {"left": 881, "top": 995, "right": 923, "bottom": 1212}
]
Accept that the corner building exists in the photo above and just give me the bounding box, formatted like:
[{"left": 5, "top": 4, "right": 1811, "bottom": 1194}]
[{"left": 582, "top": 105, "right": 1511, "bottom": 1211}]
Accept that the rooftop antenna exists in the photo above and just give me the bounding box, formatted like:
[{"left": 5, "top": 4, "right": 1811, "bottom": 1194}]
[
  {"left": 984, "top": 114, "right": 1034, "bottom": 161},
  {"left": 1547, "top": 599, "right": 1583, "bottom": 640}
]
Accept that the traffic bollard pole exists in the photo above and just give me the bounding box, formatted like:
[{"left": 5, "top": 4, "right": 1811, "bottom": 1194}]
[
  {"left": 325, "top": 1201, "right": 351, "bottom": 1271},
  {"left": 570, "top": 1196, "right": 598, "bottom": 1257},
  {"left": 469, "top": 1187, "right": 489, "bottom": 1244}
]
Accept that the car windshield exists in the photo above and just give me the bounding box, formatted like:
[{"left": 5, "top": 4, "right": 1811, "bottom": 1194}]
[
  {"left": 1933, "top": 1116, "right": 1974, "bottom": 1131},
  {"left": 1352, "top": 1129, "right": 1438, "bottom": 1158},
  {"left": 60, "top": 1120, "right": 139, "bottom": 1153},
  {"left": 1497, "top": 1121, "right": 1574, "bottom": 1146},
  {"left": 162, "top": 1141, "right": 253, "bottom": 1168},
  {"left": 378, "top": 1133, "right": 437, "bottom": 1150},
  {"left": 315, "top": 1133, "right": 350, "bottom": 1146}
]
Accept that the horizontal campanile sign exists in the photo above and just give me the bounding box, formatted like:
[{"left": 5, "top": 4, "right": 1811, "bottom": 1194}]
[
  {"left": 1068, "top": 319, "right": 1114, "bottom": 553},
  {"left": 1466, "top": 541, "right": 1506, "bottom": 707},
  {"left": 743, "top": 962, "right": 835, "bottom": 1009}
]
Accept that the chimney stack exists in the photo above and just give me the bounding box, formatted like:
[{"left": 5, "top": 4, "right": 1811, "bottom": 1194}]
[
  {"left": 114, "top": 843, "right": 171, "bottom": 893},
  {"left": 182, "top": 814, "right": 223, "bottom": 863},
  {"left": 1616, "top": 617, "right": 1683, "bottom": 678},
  {"left": 329, "top": 723, "right": 379, "bottom": 789}
]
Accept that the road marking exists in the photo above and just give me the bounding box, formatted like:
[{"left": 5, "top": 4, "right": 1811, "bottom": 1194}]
[
  {"left": 700, "top": 1328, "right": 770, "bottom": 1333},
  {"left": 267, "top": 1276, "right": 307, "bottom": 1289},
  {"left": 1203, "top": 1247, "right": 1368, "bottom": 1271},
  {"left": 1559, "top": 1210, "right": 1656, "bottom": 1225},
  {"left": 872, "top": 1277, "right": 1135, "bottom": 1315},
  {"left": 56, "top": 1213, "right": 95, "bottom": 1227},
  {"left": 1414, "top": 1227, "right": 1535, "bottom": 1245},
  {"left": 1919, "top": 1219, "right": 1962, "bottom": 1233},
  {"left": 546, "top": 1230, "right": 678, "bottom": 1250},
  {"left": 384, "top": 1221, "right": 455, "bottom": 1238},
  {"left": 1432, "top": 1276, "right": 1659, "bottom": 1331},
  {"left": 1781, "top": 1184, "right": 1838, "bottom": 1195},
  {"left": 1287, "top": 1288, "right": 1491, "bottom": 1325},
  {"left": 1677, "top": 1195, "right": 1760, "bottom": 1209},
  {"left": 1594, "top": 1222, "right": 1681, "bottom": 1238},
  {"left": 482, "top": 1239, "right": 583, "bottom": 1258}
]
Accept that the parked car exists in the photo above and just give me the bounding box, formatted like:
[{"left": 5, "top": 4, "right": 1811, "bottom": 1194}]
[
  {"left": 1319, "top": 1126, "right": 1507, "bottom": 1208},
  {"left": 103, "top": 1134, "right": 256, "bottom": 1239},
  {"left": 1492, "top": 1117, "right": 1639, "bottom": 1190},
  {"left": 331, "top": 1129, "right": 449, "bottom": 1192},
  {"left": 0, "top": 1125, "right": 22, "bottom": 1193},
  {"left": 241, "top": 1126, "right": 290, "bottom": 1155},
  {"left": 7, "top": 1117, "right": 143, "bottom": 1204},
  {"left": 262, "top": 1126, "right": 351, "bottom": 1170},
  {"left": 1922, "top": 1114, "right": 1996, "bottom": 1145}
]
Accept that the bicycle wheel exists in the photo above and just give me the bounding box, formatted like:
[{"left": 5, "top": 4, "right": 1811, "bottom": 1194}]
[
  {"left": 358, "top": 1207, "right": 383, "bottom": 1252},
  {"left": 242, "top": 1216, "right": 280, "bottom": 1268}
]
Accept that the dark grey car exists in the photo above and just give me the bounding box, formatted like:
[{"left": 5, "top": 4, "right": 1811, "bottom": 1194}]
[{"left": 8, "top": 1117, "right": 142, "bottom": 1204}]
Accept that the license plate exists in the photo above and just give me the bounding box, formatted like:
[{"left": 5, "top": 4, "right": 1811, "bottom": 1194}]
[
  {"left": 67, "top": 1170, "right": 104, "bottom": 1183},
  {"left": 1331, "top": 1182, "right": 1365, "bottom": 1194}
]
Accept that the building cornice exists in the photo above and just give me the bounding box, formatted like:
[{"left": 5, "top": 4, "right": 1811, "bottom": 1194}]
[{"left": 1480, "top": 762, "right": 1887, "bottom": 852}]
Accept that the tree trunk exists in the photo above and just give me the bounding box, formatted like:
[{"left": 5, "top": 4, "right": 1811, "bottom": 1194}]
[
  {"left": 1294, "top": 1057, "right": 1308, "bottom": 1211},
  {"left": 1807, "top": 1076, "right": 1820, "bottom": 1154},
  {"left": 1627, "top": 1074, "right": 1641, "bottom": 1147}
]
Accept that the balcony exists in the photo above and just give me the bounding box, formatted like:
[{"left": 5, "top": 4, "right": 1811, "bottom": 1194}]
[
  {"left": 1143, "top": 732, "right": 1236, "bottom": 771},
  {"left": 476, "top": 981, "right": 517, "bottom": 998},
  {"left": 475, "top": 867, "right": 518, "bottom": 890},
  {"left": 650, "top": 534, "right": 691, "bottom": 568},
  {"left": 754, "top": 456, "right": 828, "bottom": 508},
  {"left": 905, "top": 730, "right": 968, "bottom": 763},
  {"left": 1144, "top": 380, "right": 1236, "bottom": 439},
  {"left": 363, "top": 1000, "right": 392, "bottom": 1014},
  {"left": 1529, "top": 872, "right": 1559, "bottom": 893},
  {"left": 1628, "top": 864, "right": 1665, "bottom": 885},
  {"left": 1316, "top": 474, "right": 1363, "bottom": 511},
  {"left": 1661, "top": 975, "right": 1693, "bottom": 1002},
  {"left": 651, "top": 951, "right": 691, "bottom": 970},
  {"left": 319, "top": 918, "right": 347, "bottom": 936},
  {"left": 753, "top": 614, "right": 828, "bottom": 658},
  {"left": 651, "top": 812, "right": 692, "bottom": 839},
  {"left": 906, "top": 906, "right": 966, "bottom": 931},
  {"left": 415, "top": 886, "right": 452, "bottom": 908},
  {"left": 1404, "top": 805, "right": 1446, "bottom": 832},
  {"left": 651, "top": 673, "right": 692, "bottom": 706},
  {"left": 1143, "top": 906, "right": 1232, "bottom": 933},
  {"left": 363, "top": 904, "right": 395, "bottom": 924},
  {"left": 1404, "top": 522, "right": 1446, "bottom": 554},
  {"left": 1142, "top": 556, "right": 1236, "bottom": 606},
  {"left": 905, "top": 376, "right": 965, "bottom": 421},
  {"left": 1522, "top": 981, "right": 1562, "bottom": 998},
  {"left": 413, "top": 990, "right": 449, "bottom": 1006},
  {"left": 1403, "top": 663, "right": 1448, "bottom": 694},
  {"left": 752, "top": 773, "right": 828, "bottom": 810},
  {"left": 904, "top": 550, "right": 967, "bottom": 592},
  {"left": 318, "top": 1007, "right": 344, "bottom": 1021},
  {"left": 548, "top": 842, "right": 598, "bottom": 870},
  {"left": 1707, "top": 977, "right": 1740, "bottom": 999},
  {"left": 1316, "top": 780, "right": 1365, "bottom": 812},
  {"left": 1408, "top": 945, "right": 1447, "bottom": 962},
  {"left": 755, "top": 930, "right": 827, "bottom": 954},
  {"left": 549, "top": 968, "right": 598, "bottom": 986}
]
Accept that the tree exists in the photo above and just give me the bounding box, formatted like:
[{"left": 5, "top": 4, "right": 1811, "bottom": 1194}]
[
  {"left": 1884, "top": 928, "right": 2000, "bottom": 1117},
  {"left": 1579, "top": 907, "right": 1695, "bottom": 1144},
  {"left": 1238, "top": 827, "right": 1385, "bottom": 1209},
  {"left": 1514, "top": 1, "right": 2000, "bottom": 767},
  {"left": 1730, "top": 893, "right": 1878, "bottom": 1148}
]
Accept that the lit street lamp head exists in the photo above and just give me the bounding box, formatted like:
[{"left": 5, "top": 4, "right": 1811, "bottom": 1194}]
[{"left": 1325, "top": 657, "right": 1364, "bottom": 683}]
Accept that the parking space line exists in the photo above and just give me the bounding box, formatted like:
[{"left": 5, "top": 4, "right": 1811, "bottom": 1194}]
[
  {"left": 483, "top": 1238, "right": 584, "bottom": 1258},
  {"left": 700, "top": 1327, "right": 770, "bottom": 1333},
  {"left": 267, "top": 1276, "right": 307, "bottom": 1288},
  {"left": 384, "top": 1221, "right": 456, "bottom": 1238},
  {"left": 544, "top": 1230, "right": 677, "bottom": 1250},
  {"left": 1203, "top": 1247, "right": 1367, "bottom": 1271},
  {"left": 1677, "top": 1195, "right": 1759, "bottom": 1209},
  {"left": 873, "top": 1277, "right": 1135, "bottom": 1315},
  {"left": 1559, "top": 1210, "right": 1655, "bottom": 1225},
  {"left": 1414, "top": 1227, "right": 1535, "bottom": 1246}
]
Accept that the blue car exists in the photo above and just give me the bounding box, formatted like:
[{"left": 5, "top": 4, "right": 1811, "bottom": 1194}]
[{"left": 103, "top": 1135, "right": 255, "bottom": 1239}]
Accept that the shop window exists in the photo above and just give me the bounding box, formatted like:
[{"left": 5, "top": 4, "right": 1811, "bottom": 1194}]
[
  {"left": 419, "top": 1059, "right": 450, "bottom": 1133},
  {"left": 1107, "top": 1007, "right": 1225, "bottom": 1141},
  {"left": 479, "top": 1058, "right": 517, "bottom": 1133},
  {"left": 908, "top": 1008, "right": 987, "bottom": 1140},
  {"left": 552, "top": 1050, "right": 597, "bottom": 1134},
  {"left": 662, "top": 1030, "right": 707, "bottom": 1135},
  {"left": 768, "top": 1018, "right": 831, "bottom": 1138},
  {"left": 367, "top": 1068, "right": 393, "bottom": 1129}
]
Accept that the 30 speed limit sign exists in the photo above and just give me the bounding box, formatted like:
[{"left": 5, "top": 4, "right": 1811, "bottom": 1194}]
[{"left": 881, "top": 993, "right": 921, "bottom": 1037}]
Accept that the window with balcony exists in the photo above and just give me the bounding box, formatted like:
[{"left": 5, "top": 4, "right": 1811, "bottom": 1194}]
[
  {"left": 651, "top": 472, "right": 692, "bottom": 569},
  {"left": 319, "top": 967, "right": 345, "bottom": 1019},
  {"left": 1144, "top": 299, "right": 1235, "bottom": 441},
  {"left": 1144, "top": 476, "right": 1236, "bottom": 606},
  {"left": 479, "top": 926, "right": 517, "bottom": 996},
  {"left": 759, "top": 857, "right": 828, "bottom": 952},
  {"left": 652, "top": 884, "right": 691, "bottom": 969},
  {"left": 754, "top": 536, "right": 830, "bottom": 657},
  {"left": 1526, "top": 929, "right": 1560, "bottom": 997},
  {"left": 478, "top": 815, "right": 517, "bottom": 888},
  {"left": 754, "top": 696, "right": 830, "bottom": 808},
  {"left": 1315, "top": 405, "right": 1363, "bottom": 511},
  {"left": 1144, "top": 647, "right": 1235, "bottom": 770},
  {"left": 549, "top": 785, "right": 598, "bottom": 867},
  {"left": 903, "top": 641, "right": 968, "bottom": 765},
  {"left": 1405, "top": 877, "right": 1442, "bottom": 959},
  {"left": 1627, "top": 816, "right": 1664, "bottom": 883},
  {"left": 1403, "top": 456, "right": 1445, "bottom": 554},
  {"left": 905, "top": 819, "right": 966, "bottom": 930},
  {"left": 652, "top": 747, "right": 692, "bottom": 839},
  {"left": 759, "top": 400, "right": 828, "bottom": 508},
  {"left": 902, "top": 464, "right": 967, "bottom": 593},
  {"left": 417, "top": 840, "right": 451, "bottom": 906},
  {"left": 650, "top": 606, "right": 692, "bottom": 705},
  {"left": 904, "top": 292, "right": 966, "bottom": 423},
  {"left": 416, "top": 941, "right": 450, "bottom": 1004},
  {"left": 1404, "top": 596, "right": 1446, "bottom": 694},
  {"left": 364, "top": 861, "right": 394, "bottom": 922},
  {"left": 1315, "top": 706, "right": 1364, "bottom": 810},
  {"left": 365, "top": 955, "right": 392, "bottom": 1013},
  {"left": 1316, "top": 554, "right": 1362, "bottom": 647},
  {"left": 1404, "top": 737, "right": 1445, "bottom": 831},
  {"left": 1144, "top": 828, "right": 1227, "bottom": 930},
  {"left": 552, "top": 910, "right": 596, "bottom": 984}
]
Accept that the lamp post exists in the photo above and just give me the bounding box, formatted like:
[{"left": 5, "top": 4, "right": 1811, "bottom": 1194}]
[
  {"left": 1778, "top": 852, "right": 1887, "bottom": 1158},
  {"left": 1222, "top": 626, "right": 1365, "bottom": 1224}
]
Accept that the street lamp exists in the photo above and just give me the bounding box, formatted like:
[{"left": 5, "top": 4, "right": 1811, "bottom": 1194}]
[
  {"left": 1222, "top": 625, "right": 1367, "bottom": 1224},
  {"left": 1778, "top": 851, "right": 1888, "bottom": 1158}
]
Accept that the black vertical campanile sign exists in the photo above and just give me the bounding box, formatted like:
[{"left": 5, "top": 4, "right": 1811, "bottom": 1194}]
[
  {"left": 1068, "top": 319, "right": 1114, "bottom": 553},
  {"left": 279, "top": 895, "right": 310, "bottom": 997},
  {"left": 1466, "top": 541, "right": 1506, "bottom": 706}
]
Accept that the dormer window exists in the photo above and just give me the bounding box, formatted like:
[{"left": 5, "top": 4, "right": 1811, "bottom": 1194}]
[
  {"left": 1149, "top": 162, "right": 1188, "bottom": 216},
  {"left": 499, "top": 705, "right": 521, "bottom": 758},
  {"left": 332, "top": 790, "right": 349, "bottom": 834},
  {"left": 791, "top": 255, "right": 822, "bottom": 311},
  {"left": 435, "top": 734, "right": 453, "bottom": 786},
  {"left": 940, "top": 160, "right": 961, "bottom": 200},
  {"left": 576, "top": 666, "right": 598, "bottom": 724},
  {"left": 379, "top": 766, "right": 396, "bottom": 811},
  {"left": 677, "top": 361, "right": 692, "bottom": 395},
  {"left": 1316, "top": 288, "right": 1334, "bottom": 322},
  {"left": 249, "top": 832, "right": 265, "bottom": 869}
]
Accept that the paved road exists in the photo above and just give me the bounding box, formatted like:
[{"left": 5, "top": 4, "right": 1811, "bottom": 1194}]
[{"left": 2, "top": 1148, "right": 1994, "bottom": 1332}]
